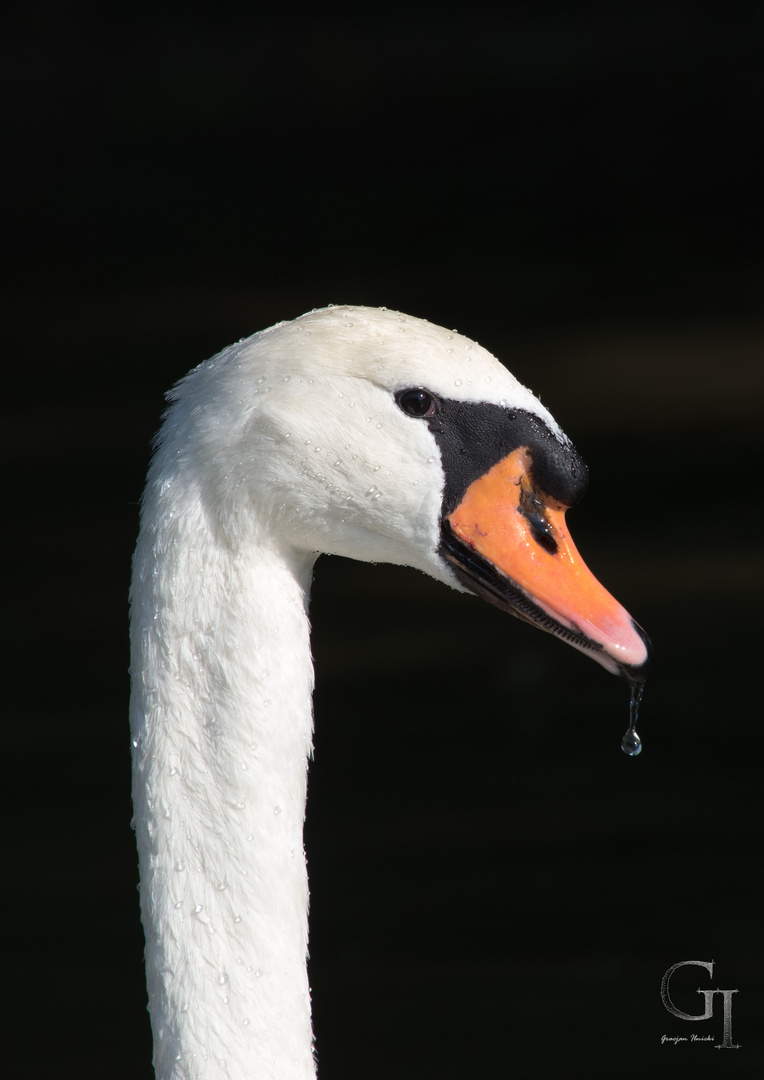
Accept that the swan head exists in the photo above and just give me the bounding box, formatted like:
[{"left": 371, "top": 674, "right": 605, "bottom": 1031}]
[{"left": 156, "top": 304, "right": 649, "bottom": 682}]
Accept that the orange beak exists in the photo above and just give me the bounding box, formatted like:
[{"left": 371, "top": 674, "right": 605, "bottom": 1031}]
[{"left": 441, "top": 447, "right": 650, "bottom": 681}]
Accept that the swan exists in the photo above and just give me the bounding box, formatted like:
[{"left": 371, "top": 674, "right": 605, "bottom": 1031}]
[{"left": 130, "top": 304, "right": 649, "bottom": 1079}]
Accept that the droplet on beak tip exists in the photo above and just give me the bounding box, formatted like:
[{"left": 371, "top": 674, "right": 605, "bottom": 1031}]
[
  {"left": 621, "top": 684, "right": 644, "bottom": 756},
  {"left": 621, "top": 728, "right": 642, "bottom": 756}
]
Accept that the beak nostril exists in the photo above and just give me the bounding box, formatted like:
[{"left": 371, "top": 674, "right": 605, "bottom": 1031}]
[
  {"left": 530, "top": 525, "right": 558, "bottom": 555},
  {"left": 518, "top": 473, "right": 559, "bottom": 555}
]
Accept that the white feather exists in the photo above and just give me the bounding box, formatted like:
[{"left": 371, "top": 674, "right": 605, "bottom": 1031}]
[{"left": 130, "top": 305, "right": 565, "bottom": 1079}]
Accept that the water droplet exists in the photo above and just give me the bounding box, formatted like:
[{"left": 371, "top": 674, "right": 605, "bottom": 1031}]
[
  {"left": 455, "top": 378, "right": 462, "bottom": 386},
  {"left": 176, "top": 860, "right": 186, "bottom": 872},
  {"left": 193, "top": 905, "right": 203, "bottom": 914},
  {"left": 174, "top": 901, "right": 183, "bottom": 909},
  {"left": 273, "top": 806, "right": 281, "bottom": 816},
  {"left": 621, "top": 684, "right": 644, "bottom": 756},
  {"left": 243, "top": 1019, "right": 250, "bottom": 1027},
  {"left": 621, "top": 728, "right": 642, "bottom": 756},
  {"left": 169, "top": 766, "right": 178, "bottom": 776},
  {"left": 255, "top": 968, "right": 263, "bottom": 978},
  {"left": 218, "top": 973, "right": 229, "bottom": 984},
  {"left": 217, "top": 881, "right": 229, "bottom": 892},
  {"left": 234, "top": 915, "right": 243, "bottom": 924}
]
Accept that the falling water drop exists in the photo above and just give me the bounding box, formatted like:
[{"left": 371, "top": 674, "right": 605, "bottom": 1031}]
[{"left": 621, "top": 684, "right": 644, "bottom": 756}]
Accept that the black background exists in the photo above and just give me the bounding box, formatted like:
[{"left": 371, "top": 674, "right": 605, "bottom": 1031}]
[{"left": 5, "top": 3, "right": 763, "bottom": 1078}]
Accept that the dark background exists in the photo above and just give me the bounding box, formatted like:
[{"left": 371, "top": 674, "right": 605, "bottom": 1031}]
[{"left": 4, "top": 3, "right": 763, "bottom": 1078}]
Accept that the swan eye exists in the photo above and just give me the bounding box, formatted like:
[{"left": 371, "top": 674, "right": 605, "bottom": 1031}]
[{"left": 395, "top": 388, "right": 439, "bottom": 418}]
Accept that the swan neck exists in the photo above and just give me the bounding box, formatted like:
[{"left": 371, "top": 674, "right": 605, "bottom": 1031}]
[{"left": 130, "top": 490, "right": 317, "bottom": 1080}]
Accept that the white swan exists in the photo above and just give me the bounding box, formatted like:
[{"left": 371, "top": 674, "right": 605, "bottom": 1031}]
[{"left": 130, "top": 305, "right": 649, "bottom": 1079}]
